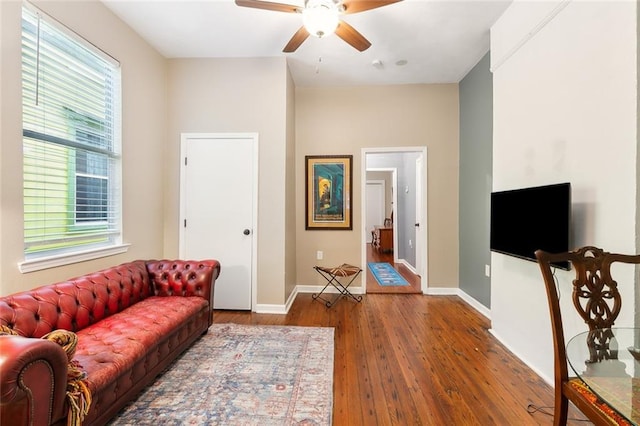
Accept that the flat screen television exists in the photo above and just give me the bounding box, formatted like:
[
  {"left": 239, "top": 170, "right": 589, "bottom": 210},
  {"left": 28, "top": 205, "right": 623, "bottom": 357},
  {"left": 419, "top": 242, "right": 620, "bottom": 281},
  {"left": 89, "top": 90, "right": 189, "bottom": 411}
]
[{"left": 490, "top": 182, "right": 571, "bottom": 270}]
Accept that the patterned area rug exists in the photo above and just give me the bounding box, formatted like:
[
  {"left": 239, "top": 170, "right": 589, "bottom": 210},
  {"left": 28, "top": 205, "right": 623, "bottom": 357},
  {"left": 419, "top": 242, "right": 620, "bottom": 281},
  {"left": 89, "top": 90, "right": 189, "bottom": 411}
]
[
  {"left": 367, "top": 262, "right": 409, "bottom": 286},
  {"left": 108, "top": 323, "right": 334, "bottom": 425}
]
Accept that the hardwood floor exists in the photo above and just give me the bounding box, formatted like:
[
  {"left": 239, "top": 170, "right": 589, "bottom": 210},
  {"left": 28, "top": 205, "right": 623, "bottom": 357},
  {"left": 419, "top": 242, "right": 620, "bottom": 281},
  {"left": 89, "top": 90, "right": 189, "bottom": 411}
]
[{"left": 213, "top": 293, "right": 589, "bottom": 425}]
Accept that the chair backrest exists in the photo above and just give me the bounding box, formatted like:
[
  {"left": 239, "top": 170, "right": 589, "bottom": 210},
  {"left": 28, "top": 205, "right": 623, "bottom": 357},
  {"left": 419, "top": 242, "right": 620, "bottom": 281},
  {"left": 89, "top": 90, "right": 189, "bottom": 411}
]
[{"left": 535, "top": 246, "right": 640, "bottom": 384}]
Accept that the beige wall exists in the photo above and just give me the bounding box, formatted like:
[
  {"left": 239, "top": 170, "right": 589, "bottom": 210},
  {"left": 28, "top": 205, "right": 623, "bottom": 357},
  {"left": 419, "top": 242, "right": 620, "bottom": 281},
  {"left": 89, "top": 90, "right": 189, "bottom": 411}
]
[
  {"left": 0, "top": 1, "right": 168, "bottom": 295},
  {"left": 165, "top": 57, "right": 291, "bottom": 306},
  {"left": 0, "top": 1, "right": 460, "bottom": 303},
  {"left": 295, "top": 85, "right": 459, "bottom": 290}
]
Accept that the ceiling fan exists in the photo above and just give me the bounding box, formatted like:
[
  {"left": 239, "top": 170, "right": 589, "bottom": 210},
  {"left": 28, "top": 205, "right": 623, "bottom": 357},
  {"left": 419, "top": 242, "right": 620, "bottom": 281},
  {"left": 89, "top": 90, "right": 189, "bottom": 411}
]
[{"left": 235, "top": 0, "right": 402, "bottom": 53}]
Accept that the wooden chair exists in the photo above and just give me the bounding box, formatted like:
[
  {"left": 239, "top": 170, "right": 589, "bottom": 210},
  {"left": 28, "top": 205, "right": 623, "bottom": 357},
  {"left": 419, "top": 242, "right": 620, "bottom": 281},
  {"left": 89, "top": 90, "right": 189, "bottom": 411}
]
[{"left": 535, "top": 246, "right": 640, "bottom": 426}]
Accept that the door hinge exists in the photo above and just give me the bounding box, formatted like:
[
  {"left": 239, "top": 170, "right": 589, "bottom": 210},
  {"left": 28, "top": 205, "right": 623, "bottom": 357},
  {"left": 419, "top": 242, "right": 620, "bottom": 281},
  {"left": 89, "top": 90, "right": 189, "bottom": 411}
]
[
  {"left": 184, "top": 219, "right": 187, "bottom": 227},
  {"left": 184, "top": 157, "right": 188, "bottom": 166}
]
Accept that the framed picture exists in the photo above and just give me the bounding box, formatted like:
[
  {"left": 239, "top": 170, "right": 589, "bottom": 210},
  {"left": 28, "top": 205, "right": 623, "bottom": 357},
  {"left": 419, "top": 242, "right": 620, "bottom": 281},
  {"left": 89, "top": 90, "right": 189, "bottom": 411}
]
[{"left": 305, "top": 155, "right": 353, "bottom": 230}]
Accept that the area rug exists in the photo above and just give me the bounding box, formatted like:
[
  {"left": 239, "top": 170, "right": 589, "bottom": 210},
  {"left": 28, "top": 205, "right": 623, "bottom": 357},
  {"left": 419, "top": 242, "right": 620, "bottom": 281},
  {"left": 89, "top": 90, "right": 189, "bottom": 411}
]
[
  {"left": 367, "top": 262, "right": 409, "bottom": 286},
  {"left": 108, "top": 323, "right": 334, "bottom": 426}
]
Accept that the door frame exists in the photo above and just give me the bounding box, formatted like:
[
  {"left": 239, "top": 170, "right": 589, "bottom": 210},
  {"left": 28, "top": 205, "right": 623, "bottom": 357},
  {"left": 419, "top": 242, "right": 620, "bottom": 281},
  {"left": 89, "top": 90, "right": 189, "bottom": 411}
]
[
  {"left": 361, "top": 147, "right": 428, "bottom": 293},
  {"left": 415, "top": 156, "right": 424, "bottom": 279},
  {"left": 365, "top": 170, "right": 398, "bottom": 263},
  {"left": 365, "top": 179, "right": 386, "bottom": 244},
  {"left": 179, "top": 132, "right": 259, "bottom": 311}
]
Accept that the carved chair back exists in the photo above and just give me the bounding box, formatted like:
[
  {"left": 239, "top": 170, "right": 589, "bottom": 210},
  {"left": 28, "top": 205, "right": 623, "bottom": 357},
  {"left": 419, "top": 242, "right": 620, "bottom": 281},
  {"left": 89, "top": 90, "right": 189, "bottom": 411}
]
[{"left": 535, "top": 246, "right": 640, "bottom": 425}]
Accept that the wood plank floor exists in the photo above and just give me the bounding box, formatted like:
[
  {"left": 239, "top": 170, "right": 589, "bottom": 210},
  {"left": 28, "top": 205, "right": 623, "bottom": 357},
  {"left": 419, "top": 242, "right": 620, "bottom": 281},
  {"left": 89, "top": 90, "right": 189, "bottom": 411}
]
[{"left": 213, "top": 293, "right": 589, "bottom": 425}]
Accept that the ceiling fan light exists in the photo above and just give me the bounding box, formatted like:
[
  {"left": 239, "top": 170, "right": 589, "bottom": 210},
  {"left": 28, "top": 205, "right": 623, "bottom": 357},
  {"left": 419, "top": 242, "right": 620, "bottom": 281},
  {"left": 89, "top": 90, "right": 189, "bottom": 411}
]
[{"left": 302, "top": 0, "right": 339, "bottom": 38}]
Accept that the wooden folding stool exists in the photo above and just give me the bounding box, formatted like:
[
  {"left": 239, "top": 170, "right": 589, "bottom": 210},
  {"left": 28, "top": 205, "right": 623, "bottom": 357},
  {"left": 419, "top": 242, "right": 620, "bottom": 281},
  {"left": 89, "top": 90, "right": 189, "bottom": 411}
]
[{"left": 312, "top": 263, "right": 363, "bottom": 308}]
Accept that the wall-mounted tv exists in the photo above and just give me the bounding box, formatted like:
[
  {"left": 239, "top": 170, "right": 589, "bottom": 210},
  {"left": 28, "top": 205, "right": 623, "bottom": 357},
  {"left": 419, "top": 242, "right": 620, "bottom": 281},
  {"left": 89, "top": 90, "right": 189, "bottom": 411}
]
[{"left": 490, "top": 182, "right": 571, "bottom": 270}]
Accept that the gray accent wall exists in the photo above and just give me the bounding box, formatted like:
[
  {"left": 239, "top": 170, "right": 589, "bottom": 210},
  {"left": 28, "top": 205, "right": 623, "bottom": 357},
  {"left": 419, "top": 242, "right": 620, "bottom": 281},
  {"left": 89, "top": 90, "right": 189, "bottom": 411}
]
[{"left": 459, "top": 52, "right": 492, "bottom": 308}]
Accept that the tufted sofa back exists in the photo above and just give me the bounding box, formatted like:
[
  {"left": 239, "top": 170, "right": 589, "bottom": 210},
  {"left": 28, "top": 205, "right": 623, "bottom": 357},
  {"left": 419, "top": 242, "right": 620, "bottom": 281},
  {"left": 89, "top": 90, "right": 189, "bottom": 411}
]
[
  {"left": 0, "top": 261, "right": 153, "bottom": 338},
  {"left": 0, "top": 259, "right": 220, "bottom": 338},
  {"left": 146, "top": 260, "right": 215, "bottom": 299}
]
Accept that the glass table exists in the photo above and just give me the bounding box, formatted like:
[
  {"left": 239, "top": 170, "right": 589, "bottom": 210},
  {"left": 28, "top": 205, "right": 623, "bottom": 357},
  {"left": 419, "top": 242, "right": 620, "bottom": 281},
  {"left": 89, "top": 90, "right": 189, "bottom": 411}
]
[{"left": 567, "top": 327, "right": 640, "bottom": 424}]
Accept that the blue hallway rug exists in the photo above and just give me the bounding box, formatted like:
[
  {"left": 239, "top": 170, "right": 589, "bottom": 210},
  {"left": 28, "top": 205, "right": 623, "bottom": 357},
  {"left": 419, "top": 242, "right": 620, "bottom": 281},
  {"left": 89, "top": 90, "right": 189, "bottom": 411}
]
[{"left": 367, "top": 262, "right": 409, "bottom": 286}]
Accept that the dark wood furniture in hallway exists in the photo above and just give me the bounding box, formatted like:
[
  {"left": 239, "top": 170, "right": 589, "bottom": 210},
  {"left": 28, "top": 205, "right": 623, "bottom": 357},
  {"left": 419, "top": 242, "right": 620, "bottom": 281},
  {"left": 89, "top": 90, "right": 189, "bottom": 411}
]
[{"left": 372, "top": 225, "right": 393, "bottom": 253}]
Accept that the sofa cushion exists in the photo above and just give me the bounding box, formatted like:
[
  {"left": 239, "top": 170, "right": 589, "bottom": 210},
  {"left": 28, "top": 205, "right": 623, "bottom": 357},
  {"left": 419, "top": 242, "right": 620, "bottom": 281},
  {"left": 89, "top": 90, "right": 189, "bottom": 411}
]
[{"left": 74, "top": 296, "right": 208, "bottom": 393}]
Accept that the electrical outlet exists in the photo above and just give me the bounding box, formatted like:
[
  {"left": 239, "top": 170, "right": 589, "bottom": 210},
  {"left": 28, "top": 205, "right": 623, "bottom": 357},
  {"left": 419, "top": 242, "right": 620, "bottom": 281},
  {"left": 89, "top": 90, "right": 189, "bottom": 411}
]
[
  {"left": 408, "top": 239, "right": 413, "bottom": 248},
  {"left": 316, "top": 251, "right": 323, "bottom": 260},
  {"left": 485, "top": 264, "right": 491, "bottom": 277}
]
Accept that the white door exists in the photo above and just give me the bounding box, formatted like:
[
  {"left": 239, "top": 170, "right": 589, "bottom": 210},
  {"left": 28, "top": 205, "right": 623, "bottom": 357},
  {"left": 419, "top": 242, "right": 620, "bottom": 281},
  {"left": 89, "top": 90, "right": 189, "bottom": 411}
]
[
  {"left": 180, "top": 133, "right": 256, "bottom": 310},
  {"left": 365, "top": 180, "right": 385, "bottom": 243}
]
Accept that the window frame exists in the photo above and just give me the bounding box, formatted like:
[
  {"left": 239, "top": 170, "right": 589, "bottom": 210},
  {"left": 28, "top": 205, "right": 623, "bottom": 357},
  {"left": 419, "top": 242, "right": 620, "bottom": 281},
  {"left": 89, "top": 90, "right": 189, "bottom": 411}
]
[{"left": 18, "top": 3, "right": 128, "bottom": 273}]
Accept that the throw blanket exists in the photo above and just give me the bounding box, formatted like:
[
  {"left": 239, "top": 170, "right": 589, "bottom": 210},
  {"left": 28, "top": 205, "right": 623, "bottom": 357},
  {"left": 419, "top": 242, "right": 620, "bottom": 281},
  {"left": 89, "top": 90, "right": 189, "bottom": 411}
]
[{"left": 0, "top": 326, "right": 91, "bottom": 426}]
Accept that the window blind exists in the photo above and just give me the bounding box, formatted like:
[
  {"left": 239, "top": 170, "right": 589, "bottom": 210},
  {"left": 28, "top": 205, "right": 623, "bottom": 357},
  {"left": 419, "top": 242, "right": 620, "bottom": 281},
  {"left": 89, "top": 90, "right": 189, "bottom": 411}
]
[{"left": 22, "top": 4, "right": 122, "bottom": 258}]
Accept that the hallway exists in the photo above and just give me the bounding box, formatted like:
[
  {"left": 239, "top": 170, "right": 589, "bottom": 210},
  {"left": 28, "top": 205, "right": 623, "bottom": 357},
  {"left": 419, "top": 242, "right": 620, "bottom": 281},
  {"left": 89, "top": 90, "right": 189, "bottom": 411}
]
[{"left": 365, "top": 243, "right": 422, "bottom": 294}]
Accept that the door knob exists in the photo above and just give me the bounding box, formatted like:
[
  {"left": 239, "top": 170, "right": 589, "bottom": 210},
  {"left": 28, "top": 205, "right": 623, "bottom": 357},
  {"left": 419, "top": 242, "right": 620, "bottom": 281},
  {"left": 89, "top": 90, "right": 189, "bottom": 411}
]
[{"left": 243, "top": 229, "right": 251, "bottom": 235}]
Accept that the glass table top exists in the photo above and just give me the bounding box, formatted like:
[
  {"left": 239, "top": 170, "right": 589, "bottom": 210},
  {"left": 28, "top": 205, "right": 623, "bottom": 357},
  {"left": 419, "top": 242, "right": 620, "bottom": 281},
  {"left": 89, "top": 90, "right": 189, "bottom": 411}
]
[{"left": 566, "top": 327, "right": 640, "bottom": 425}]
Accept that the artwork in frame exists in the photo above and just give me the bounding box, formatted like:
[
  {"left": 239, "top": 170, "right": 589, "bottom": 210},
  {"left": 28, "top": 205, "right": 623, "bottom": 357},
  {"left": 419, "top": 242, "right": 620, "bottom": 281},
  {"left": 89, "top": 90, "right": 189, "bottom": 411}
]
[{"left": 305, "top": 155, "right": 353, "bottom": 230}]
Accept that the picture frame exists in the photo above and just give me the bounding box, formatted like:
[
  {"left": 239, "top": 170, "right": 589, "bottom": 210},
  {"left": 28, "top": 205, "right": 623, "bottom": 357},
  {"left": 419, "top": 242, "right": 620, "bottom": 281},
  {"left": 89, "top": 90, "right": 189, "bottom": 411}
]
[{"left": 305, "top": 155, "right": 353, "bottom": 230}]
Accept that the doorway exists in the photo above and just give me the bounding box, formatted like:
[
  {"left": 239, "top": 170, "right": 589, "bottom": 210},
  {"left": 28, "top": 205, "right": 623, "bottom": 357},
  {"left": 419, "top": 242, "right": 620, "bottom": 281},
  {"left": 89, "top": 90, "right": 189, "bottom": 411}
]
[
  {"left": 179, "top": 133, "right": 258, "bottom": 310},
  {"left": 361, "top": 147, "right": 428, "bottom": 294}
]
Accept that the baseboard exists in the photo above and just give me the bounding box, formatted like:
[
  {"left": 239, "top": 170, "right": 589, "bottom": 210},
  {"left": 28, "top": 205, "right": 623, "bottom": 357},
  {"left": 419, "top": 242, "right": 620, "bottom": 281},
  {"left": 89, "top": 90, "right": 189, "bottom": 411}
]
[
  {"left": 253, "top": 286, "right": 298, "bottom": 314},
  {"left": 424, "top": 287, "right": 491, "bottom": 320},
  {"left": 424, "top": 287, "right": 458, "bottom": 296},
  {"left": 456, "top": 289, "right": 491, "bottom": 320},
  {"left": 488, "top": 328, "right": 553, "bottom": 386},
  {"left": 396, "top": 258, "right": 417, "bottom": 275},
  {"left": 253, "top": 303, "right": 289, "bottom": 314},
  {"left": 254, "top": 285, "right": 490, "bottom": 323},
  {"left": 253, "top": 284, "right": 366, "bottom": 314}
]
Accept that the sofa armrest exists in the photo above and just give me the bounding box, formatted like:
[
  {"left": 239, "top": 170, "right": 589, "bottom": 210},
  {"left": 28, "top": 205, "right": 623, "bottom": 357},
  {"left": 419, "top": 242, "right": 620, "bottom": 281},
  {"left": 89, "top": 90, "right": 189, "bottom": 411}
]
[
  {"left": 0, "top": 335, "right": 69, "bottom": 426},
  {"left": 146, "top": 260, "right": 221, "bottom": 324}
]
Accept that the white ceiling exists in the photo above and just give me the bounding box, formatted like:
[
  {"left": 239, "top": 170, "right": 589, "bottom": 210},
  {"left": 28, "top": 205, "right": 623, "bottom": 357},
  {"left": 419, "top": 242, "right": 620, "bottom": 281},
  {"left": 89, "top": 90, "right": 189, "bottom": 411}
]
[{"left": 101, "top": 0, "right": 512, "bottom": 87}]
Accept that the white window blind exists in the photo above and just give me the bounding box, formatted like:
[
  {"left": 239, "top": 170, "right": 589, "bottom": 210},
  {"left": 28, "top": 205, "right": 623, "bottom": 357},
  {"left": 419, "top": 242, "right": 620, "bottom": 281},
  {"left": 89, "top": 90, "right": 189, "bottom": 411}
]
[{"left": 22, "top": 4, "right": 122, "bottom": 259}]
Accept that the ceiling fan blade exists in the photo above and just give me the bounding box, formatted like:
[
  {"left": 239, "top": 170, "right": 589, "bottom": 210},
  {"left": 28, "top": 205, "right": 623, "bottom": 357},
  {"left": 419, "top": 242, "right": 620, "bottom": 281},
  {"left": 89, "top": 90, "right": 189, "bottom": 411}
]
[
  {"left": 335, "top": 20, "right": 371, "bottom": 51},
  {"left": 341, "top": 0, "right": 402, "bottom": 14},
  {"left": 235, "top": 0, "right": 301, "bottom": 13},
  {"left": 283, "top": 26, "right": 310, "bottom": 52}
]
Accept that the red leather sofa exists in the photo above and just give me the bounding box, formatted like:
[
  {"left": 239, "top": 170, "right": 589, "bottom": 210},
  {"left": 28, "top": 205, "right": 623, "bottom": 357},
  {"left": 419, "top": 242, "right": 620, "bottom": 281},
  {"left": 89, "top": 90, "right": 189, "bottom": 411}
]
[{"left": 0, "top": 259, "right": 221, "bottom": 426}]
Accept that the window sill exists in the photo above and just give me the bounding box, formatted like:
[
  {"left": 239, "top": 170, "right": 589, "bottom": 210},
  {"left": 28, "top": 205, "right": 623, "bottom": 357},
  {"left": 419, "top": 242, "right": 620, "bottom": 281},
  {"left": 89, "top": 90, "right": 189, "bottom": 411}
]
[{"left": 18, "top": 243, "right": 131, "bottom": 273}]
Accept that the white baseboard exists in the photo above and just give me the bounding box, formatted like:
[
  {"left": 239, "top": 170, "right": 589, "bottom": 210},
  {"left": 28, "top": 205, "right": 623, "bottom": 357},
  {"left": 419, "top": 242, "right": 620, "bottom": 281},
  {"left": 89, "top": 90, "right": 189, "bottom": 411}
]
[
  {"left": 253, "top": 284, "right": 366, "bottom": 314},
  {"left": 456, "top": 289, "right": 491, "bottom": 320},
  {"left": 396, "top": 258, "right": 418, "bottom": 275},
  {"left": 488, "top": 328, "right": 553, "bottom": 386},
  {"left": 423, "top": 287, "right": 490, "bottom": 320},
  {"left": 254, "top": 285, "right": 491, "bottom": 324},
  {"left": 253, "top": 303, "right": 289, "bottom": 314},
  {"left": 424, "top": 287, "right": 458, "bottom": 295},
  {"left": 253, "top": 286, "right": 297, "bottom": 314}
]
